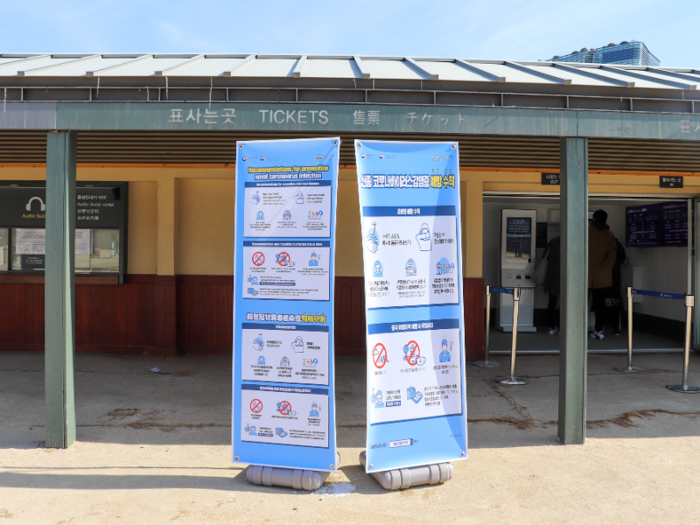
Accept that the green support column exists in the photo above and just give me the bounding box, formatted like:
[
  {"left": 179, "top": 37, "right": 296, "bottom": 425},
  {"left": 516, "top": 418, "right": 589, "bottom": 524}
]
[
  {"left": 45, "top": 131, "right": 77, "bottom": 448},
  {"left": 558, "top": 137, "right": 589, "bottom": 445}
]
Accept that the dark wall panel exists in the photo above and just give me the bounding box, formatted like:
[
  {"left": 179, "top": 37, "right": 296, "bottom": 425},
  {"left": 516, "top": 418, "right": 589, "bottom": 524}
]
[{"left": 0, "top": 275, "right": 486, "bottom": 359}]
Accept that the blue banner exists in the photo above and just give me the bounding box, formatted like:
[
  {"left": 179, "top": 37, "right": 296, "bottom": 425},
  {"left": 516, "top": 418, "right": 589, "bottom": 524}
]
[
  {"left": 233, "top": 137, "right": 340, "bottom": 471},
  {"left": 355, "top": 140, "right": 468, "bottom": 473}
]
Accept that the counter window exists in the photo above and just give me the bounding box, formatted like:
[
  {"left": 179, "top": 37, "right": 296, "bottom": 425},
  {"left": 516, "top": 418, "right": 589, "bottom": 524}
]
[{"left": 0, "top": 182, "right": 128, "bottom": 283}]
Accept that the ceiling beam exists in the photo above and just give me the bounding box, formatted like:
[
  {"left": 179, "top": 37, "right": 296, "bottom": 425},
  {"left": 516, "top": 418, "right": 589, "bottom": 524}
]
[
  {"left": 292, "top": 55, "right": 308, "bottom": 78},
  {"left": 155, "top": 55, "right": 205, "bottom": 77},
  {"left": 353, "top": 56, "right": 371, "bottom": 79},
  {"left": 224, "top": 54, "right": 256, "bottom": 77},
  {"left": 454, "top": 59, "right": 505, "bottom": 82},
  {"left": 86, "top": 54, "right": 153, "bottom": 77},
  {"left": 405, "top": 58, "right": 438, "bottom": 80},
  {"left": 18, "top": 55, "right": 102, "bottom": 77},
  {"left": 552, "top": 63, "right": 634, "bottom": 88},
  {"left": 505, "top": 61, "right": 572, "bottom": 85},
  {"left": 600, "top": 65, "right": 696, "bottom": 90}
]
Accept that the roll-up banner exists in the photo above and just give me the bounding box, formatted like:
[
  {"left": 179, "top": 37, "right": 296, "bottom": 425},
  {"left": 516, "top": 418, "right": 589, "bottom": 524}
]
[
  {"left": 233, "top": 138, "right": 340, "bottom": 471},
  {"left": 355, "top": 140, "right": 468, "bottom": 473}
]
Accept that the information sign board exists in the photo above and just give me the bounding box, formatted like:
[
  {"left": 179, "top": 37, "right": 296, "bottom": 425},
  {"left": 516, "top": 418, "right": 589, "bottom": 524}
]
[
  {"left": 356, "top": 140, "right": 468, "bottom": 473},
  {"left": 233, "top": 138, "right": 340, "bottom": 471}
]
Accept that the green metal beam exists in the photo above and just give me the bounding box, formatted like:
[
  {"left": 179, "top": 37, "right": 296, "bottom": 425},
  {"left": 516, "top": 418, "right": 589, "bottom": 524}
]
[
  {"left": 558, "top": 137, "right": 589, "bottom": 445},
  {"left": 45, "top": 131, "right": 77, "bottom": 449},
  {"left": 53, "top": 102, "right": 700, "bottom": 142}
]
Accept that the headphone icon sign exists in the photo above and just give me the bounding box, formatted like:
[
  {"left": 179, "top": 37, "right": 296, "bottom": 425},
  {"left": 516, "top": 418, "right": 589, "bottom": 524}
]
[{"left": 26, "top": 197, "right": 46, "bottom": 212}]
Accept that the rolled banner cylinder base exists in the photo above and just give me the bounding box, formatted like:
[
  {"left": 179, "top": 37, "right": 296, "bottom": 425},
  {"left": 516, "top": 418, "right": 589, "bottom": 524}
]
[
  {"left": 614, "top": 366, "right": 644, "bottom": 373},
  {"left": 246, "top": 465, "right": 330, "bottom": 491},
  {"left": 471, "top": 360, "right": 500, "bottom": 368},
  {"left": 666, "top": 384, "right": 700, "bottom": 394},
  {"left": 359, "top": 451, "right": 454, "bottom": 491},
  {"left": 494, "top": 376, "right": 528, "bottom": 385}
]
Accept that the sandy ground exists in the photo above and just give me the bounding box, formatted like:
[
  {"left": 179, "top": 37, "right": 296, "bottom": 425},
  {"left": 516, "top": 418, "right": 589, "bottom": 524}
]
[{"left": 1, "top": 351, "right": 700, "bottom": 524}]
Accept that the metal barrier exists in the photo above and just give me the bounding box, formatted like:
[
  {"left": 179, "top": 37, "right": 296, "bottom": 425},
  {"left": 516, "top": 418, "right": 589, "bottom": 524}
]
[
  {"left": 620, "top": 286, "right": 699, "bottom": 393},
  {"left": 667, "top": 294, "right": 700, "bottom": 394},
  {"left": 615, "top": 287, "right": 643, "bottom": 373},
  {"left": 472, "top": 285, "right": 500, "bottom": 368},
  {"left": 493, "top": 287, "right": 528, "bottom": 385}
]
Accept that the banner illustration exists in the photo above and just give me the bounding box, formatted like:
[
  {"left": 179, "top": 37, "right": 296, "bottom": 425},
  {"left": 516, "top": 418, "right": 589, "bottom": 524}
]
[
  {"left": 356, "top": 140, "right": 468, "bottom": 472},
  {"left": 233, "top": 137, "right": 340, "bottom": 471}
]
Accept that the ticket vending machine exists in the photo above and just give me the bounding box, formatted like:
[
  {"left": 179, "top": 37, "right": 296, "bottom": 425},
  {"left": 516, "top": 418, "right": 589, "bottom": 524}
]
[{"left": 496, "top": 209, "right": 537, "bottom": 332}]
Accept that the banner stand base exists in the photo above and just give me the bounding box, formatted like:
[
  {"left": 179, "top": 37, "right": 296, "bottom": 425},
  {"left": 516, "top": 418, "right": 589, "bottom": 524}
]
[
  {"left": 246, "top": 465, "right": 330, "bottom": 491},
  {"left": 359, "top": 451, "right": 454, "bottom": 490}
]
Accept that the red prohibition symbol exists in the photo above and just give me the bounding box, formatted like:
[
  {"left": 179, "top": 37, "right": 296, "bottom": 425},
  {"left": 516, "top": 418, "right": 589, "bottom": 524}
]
[
  {"left": 277, "top": 400, "right": 292, "bottom": 416},
  {"left": 406, "top": 341, "right": 421, "bottom": 366},
  {"left": 252, "top": 252, "right": 265, "bottom": 266},
  {"left": 250, "top": 399, "right": 263, "bottom": 413},
  {"left": 373, "top": 343, "right": 388, "bottom": 369},
  {"left": 277, "top": 252, "right": 291, "bottom": 267}
]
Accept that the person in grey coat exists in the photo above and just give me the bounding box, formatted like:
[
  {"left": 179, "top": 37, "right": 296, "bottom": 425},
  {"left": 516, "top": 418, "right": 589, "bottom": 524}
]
[{"left": 542, "top": 235, "right": 561, "bottom": 334}]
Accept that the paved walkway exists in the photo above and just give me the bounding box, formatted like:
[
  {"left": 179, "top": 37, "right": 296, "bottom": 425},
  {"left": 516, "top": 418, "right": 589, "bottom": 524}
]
[{"left": 1, "top": 352, "right": 699, "bottom": 524}]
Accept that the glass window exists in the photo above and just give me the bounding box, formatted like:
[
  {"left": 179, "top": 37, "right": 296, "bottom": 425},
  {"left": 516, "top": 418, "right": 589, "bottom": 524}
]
[
  {"left": 12, "top": 228, "right": 45, "bottom": 271},
  {"left": 8, "top": 228, "right": 120, "bottom": 273},
  {"left": 89, "top": 229, "right": 120, "bottom": 273},
  {"left": 0, "top": 228, "right": 8, "bottom": 272}
]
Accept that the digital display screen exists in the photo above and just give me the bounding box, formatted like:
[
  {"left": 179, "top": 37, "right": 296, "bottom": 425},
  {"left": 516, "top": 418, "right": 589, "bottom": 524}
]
[
  {"left": 626, "top": 202, "right": 687, "bottom": 247},
  {"left": 506, "top": 217, "right": 532, "bottom": 260}
]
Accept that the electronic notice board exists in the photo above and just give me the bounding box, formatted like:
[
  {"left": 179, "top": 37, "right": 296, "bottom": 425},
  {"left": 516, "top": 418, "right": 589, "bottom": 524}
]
[{"left": 626, "top": 201, "right": 688, "bottom": 247}]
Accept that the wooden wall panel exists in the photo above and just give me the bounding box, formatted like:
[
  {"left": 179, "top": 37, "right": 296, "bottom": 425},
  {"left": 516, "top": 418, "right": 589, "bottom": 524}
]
[
  {"left": 0, "top": 275, "right": 486, "bottom": 359},
  {"left": 334, "top": 277, "right": 366, "bottom": 357},
  {"left": 176, "top": 275, "right": 233, "bottom": 354},
  {"left": 463, "top": 277, "right": 485, "bottom": 361}
]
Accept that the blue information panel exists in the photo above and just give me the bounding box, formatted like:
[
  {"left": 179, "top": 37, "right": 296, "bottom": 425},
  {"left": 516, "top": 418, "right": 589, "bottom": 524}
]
[
  {"left": 355, "top": 140, "right": 468, "bottom": 473},
  {"left": 233, "top": 138, "right": 340, "bottom": 471}
]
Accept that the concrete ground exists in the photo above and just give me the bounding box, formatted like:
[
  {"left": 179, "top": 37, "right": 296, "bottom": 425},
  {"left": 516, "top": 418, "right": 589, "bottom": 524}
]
[{"left": 2, "top": 351, "right": 700, "bottom": 524}]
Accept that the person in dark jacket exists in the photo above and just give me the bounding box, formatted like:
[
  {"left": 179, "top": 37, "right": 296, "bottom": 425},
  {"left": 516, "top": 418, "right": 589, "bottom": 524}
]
[
  {"left": 542, "top": 235, "right": 561, "bottom": 335},
  {"left": 589, "top": 209, "right": 617, "bottom": 340},
  {"left": 610, "top": 238, "right": 627, "bottom": 335}
]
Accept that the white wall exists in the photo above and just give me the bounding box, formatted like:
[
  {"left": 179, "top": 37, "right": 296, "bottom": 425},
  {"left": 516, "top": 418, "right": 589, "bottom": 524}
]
[{"left": 483, "top": 199, "right": 689, "bottom": 321}]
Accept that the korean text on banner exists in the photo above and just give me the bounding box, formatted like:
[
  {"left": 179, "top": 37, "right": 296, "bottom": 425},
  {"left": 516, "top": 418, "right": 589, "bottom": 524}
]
[
  {"left": 233, "top": 138, "right": 340, "bottom": 471},
  {"left": 355, "top": 140, "right": 468, "bottom": 473}
]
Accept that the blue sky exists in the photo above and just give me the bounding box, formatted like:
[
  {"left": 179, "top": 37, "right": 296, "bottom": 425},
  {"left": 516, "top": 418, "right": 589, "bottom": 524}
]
[{"left": 2, "top": 0, "right": 698, "bottom": 67}]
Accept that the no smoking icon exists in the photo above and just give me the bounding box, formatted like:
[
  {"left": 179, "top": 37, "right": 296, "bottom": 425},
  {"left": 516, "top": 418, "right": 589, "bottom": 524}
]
[
  {"left": 252, "top": 252, "right": 265, "bottom": 266},
  {"left": 373, "top": 343, "right": 388, "bottom": 369},
  {"left": 250, "top": 399, "right": 263, "bottom": 413}
]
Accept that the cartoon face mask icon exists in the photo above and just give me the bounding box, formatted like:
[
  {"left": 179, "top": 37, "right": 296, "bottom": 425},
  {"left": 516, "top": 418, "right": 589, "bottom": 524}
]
[
  {"left": 373, "top": 261, "right": 383, "bottom": 277},
  {"left": 256, "top": 211, "right": 265, "bottom": 221}
]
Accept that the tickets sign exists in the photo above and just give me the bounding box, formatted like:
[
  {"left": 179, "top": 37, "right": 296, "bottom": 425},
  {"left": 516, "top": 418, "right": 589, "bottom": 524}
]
[
  {"left": 233, "top": 138, "right": 340, "bottom": 471},
  {"left": 356, "top": 140, "right": 468, "bottom": 473}
]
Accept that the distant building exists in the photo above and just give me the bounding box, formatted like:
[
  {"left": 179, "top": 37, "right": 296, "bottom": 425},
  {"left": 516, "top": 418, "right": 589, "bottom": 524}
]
[{"left": 548, "top": 41, "right": 660, "bottom": 67}]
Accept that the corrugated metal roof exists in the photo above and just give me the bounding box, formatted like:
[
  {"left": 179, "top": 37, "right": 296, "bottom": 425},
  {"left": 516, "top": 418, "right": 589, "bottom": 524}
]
[{"left": 0, "top": 53, "right": 697, "bottom": 91}]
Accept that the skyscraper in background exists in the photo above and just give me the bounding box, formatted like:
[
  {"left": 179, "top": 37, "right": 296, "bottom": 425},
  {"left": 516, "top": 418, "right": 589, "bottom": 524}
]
[{"left": 547, "top": 41, "right": 660, "bottom": 66}]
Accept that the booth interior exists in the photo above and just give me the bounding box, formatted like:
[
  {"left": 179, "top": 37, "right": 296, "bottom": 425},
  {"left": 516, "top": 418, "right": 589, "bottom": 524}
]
[{"left": 483, "top": 194, "right": 691, "bottom": 354}]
